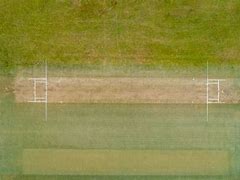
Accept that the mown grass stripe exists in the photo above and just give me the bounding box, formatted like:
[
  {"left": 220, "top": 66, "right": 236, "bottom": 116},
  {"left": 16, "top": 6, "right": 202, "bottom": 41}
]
[{"left": 23, "top": 149, "right": 230, "bottom": 176}]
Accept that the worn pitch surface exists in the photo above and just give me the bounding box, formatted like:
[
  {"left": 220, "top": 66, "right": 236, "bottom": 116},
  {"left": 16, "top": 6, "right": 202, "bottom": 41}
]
[{"left": 15, "top": 77, "right": 239, "bottom": 104}]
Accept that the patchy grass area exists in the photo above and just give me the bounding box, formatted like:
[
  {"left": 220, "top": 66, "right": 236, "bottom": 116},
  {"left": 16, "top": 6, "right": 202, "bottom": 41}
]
[{"left": 1, "top": 0, "right": 240, "bottom": 71}]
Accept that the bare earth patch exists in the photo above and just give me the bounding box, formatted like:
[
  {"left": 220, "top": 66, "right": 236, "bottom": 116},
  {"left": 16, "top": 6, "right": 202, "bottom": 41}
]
[{"left": 15, "top": 77, "right": 239, "bottom": 104}]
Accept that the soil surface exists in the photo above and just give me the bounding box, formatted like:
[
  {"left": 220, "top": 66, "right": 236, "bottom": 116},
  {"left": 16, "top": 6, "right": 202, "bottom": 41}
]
[{"left": 14, "top": 77, "right": 239, "bottom": 104}]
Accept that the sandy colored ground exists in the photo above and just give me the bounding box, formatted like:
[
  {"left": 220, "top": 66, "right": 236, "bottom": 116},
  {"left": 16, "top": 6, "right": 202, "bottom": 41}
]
[
  {"left": 15, "top": 77, "right": 239, "bottom": 104},
  {"left": 22, "top": 149, "right": 230, "bottom": 175}
]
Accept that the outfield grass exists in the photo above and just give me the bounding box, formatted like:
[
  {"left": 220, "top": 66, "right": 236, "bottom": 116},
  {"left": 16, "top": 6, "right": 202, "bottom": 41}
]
[
  {"left": 0, "top": 80, "right": 240, "bottom": 178},
  {"left": 0, "top": 100, "right": 240, "bottom": 178},
  {"left": 1, "top": 0, "right": 240, "bottom": 71},
  {"left": 1, "top": 76, "right": 240, "bottom": 177},
  {"left": 5, "top": 103, "right": 238, "bottom": 149}
]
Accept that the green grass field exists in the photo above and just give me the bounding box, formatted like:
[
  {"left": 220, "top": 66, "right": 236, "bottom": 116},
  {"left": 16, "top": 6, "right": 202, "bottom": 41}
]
[
  {"left": 1, "top": 0, "right": 240, "bottom": 179},
  {"left": 1, "top": 0, "right": 240, "bottom": 71}
]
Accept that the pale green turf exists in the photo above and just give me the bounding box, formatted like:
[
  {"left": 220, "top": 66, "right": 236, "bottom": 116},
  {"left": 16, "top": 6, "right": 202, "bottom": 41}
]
[{"left": 0, "top": 97, "right": 240, "bottom": 177}]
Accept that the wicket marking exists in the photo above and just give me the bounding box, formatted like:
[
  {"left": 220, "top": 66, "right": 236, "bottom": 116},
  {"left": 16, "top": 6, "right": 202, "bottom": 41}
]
[
  {"left": 206, "top": 61, "right": 225, "bottom": 122},
  {"left": 28, "top": 61, "right": 48, "bottom": 121}
]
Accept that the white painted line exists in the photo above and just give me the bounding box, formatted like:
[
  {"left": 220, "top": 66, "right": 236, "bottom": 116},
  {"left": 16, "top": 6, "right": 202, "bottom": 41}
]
[
  {"left": 207, "top": 79, "right": 225, "bottom": 81},
  {"left": 45, "top": 60, "right": 48, "bottom": 122},
  {"left": 29, "top": 78, "right": 47, "bottom": 81},
  {"left": 33, "top": 80, "right": 36, "bottom": 102},
  {"left": 207, "top": 82, "right": 218, "bottom": 85},
  {"left": 29, "top": 100, "right": 47, "bottom": 103},
  {"left": 218, "top": 80, "right": 220, "bottom": 103},
  {"left": 208, "top": 98, "right": 219, "bottom": 101},
  {"left": 208, "top": 101, "right": 225, "bottom": 104},
  {"left": 206, "top": 60, "right": 209, "bottom": 122},
  {"left": 207, "top": 79, "right": 225, "bottom": 104}
]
